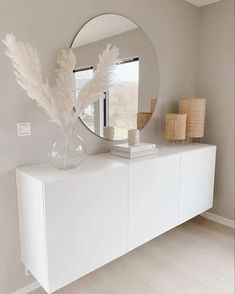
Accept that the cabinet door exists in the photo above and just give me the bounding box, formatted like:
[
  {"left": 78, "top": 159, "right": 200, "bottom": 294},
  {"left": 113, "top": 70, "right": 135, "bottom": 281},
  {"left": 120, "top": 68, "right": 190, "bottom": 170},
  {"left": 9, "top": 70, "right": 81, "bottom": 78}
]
[
  {"left": 129, "top": 154, "right": 180, "bottom": 250},
  {"left": 44, "top": 163, "right": 128, "bottom": 293},
  {"left": 179, "top": 146, "right": 216, "bottom": 223}
]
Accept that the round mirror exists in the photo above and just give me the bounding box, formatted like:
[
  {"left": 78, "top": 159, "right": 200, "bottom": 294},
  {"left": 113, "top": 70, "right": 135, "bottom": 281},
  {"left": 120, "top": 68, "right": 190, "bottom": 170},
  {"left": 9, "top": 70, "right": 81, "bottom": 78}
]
[{"left": 71, "top": 14, "right": 160, "bottom": 141}]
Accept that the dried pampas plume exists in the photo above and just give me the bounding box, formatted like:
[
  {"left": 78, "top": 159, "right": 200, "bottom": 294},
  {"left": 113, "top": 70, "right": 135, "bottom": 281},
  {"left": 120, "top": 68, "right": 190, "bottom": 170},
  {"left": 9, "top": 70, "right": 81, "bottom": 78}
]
[
  {"left": 55, "top": 49, "right": 76, "bottom": 128},
  {"left": 3, "top": 34, "right": 119, "bottom": 132},
  {"left": 3, "top": 34, "right": 62, "bottom": 129},
  {"left": 74, "top": 44, "right": 119, "bottom": 118}
]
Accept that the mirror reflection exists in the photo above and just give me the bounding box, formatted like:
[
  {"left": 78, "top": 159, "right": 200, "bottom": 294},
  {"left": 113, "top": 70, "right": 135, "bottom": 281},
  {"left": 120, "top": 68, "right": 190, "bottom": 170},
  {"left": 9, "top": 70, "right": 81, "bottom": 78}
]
[{"left": 72, "top": 14, "right": 160, "bottom": 140}]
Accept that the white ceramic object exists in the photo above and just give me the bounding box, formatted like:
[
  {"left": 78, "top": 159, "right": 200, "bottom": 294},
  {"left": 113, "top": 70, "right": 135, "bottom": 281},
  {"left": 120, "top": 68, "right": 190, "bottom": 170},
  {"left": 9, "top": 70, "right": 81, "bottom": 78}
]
[
  {"left": 16, "top": 144, "right": 216, "bottom": 293},
  {"left": 128, "top": 129, "right": 140, "bottom": 145},
  {"left": 103, "top": 126, "right": 115, "bottom": 140}
]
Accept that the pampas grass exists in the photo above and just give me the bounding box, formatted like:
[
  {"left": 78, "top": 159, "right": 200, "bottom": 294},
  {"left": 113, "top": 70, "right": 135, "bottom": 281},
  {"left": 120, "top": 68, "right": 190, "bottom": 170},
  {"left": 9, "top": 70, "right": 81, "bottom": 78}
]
[
  {"left": 54, "top": 49, "right": 76, "bottom": 128},
  {"left": 3, "top": 34, "right": 119, "bottom": 133},
  {"left": 3, "top": 34, "right": 63, "bottom": 129},
  {"left": 74, "top": 44, "right": 119, "bottom": 118}
]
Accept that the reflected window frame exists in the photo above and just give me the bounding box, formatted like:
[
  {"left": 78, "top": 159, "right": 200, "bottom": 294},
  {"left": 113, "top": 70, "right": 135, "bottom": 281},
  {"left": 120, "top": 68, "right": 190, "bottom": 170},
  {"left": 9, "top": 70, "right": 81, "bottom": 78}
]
[{"left": 74, "top": 56, "right": 139, "bottom": 130}]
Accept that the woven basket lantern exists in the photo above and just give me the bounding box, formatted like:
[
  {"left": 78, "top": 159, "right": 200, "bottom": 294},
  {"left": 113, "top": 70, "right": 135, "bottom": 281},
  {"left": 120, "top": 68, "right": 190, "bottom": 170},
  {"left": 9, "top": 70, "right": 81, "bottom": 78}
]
[
  {"left": 165, "top": 113, "right": 187, "bottom": 141},
  {"left": 137, "top": 99, "right": 158, "bottom": 130},
  {"left": 137, "top": 112, "right": 152, "bottom": 130},
  {"left": 179, "top": 98, "right": 206, "bottom": 138}
]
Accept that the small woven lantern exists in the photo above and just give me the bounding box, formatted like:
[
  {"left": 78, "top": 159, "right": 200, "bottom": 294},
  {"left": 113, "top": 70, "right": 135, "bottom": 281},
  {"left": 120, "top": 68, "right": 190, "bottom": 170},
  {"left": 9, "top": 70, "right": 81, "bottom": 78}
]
[
  {"left": 179, "top": 98, "right": 206, "bottom": 138},
  {"left": 165, "top": 113, "right": 187, "bottom": 141},
  {"left": 137, "top": 99, "right": 158, "bottom": 130}
]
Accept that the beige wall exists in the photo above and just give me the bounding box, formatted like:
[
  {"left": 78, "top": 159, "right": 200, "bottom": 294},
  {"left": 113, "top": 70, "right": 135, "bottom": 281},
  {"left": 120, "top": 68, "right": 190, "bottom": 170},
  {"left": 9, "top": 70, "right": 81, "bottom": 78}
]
[
  {"left": 197, "top": 0, "right": 234, "bottom": 220},
  {"left": 0, "top": 0, "right": 199, "bottom": 292}
]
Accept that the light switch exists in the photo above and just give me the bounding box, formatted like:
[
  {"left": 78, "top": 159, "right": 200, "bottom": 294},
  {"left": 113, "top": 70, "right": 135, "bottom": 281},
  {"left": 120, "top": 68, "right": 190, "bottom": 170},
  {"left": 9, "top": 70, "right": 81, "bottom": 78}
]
[{"left": 17, "top": 122, "right": 31, "bottom": 136}]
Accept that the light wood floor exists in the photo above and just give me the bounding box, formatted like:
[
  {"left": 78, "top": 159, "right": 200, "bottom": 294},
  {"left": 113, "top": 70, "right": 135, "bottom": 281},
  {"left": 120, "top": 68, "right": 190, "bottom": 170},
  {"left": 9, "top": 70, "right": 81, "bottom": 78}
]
[{"left": 32, "top": 217, "right": 234, "bottom": 294}]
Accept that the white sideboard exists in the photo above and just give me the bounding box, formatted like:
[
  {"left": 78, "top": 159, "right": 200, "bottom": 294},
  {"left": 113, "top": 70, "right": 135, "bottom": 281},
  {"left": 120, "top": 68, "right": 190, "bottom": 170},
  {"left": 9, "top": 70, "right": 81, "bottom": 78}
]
[{"left": 16, "top": 144, "right": 216, "bottom": 293}]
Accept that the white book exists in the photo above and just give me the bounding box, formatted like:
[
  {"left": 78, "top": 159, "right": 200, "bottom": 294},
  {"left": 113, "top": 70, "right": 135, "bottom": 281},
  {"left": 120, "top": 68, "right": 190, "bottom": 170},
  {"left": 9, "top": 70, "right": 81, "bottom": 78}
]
[
  {"left": 111, "top": 149, "right": 158, "bottom": 159},
  {"left": 113, "top": 143, "right": 156, "bottom": 153}
]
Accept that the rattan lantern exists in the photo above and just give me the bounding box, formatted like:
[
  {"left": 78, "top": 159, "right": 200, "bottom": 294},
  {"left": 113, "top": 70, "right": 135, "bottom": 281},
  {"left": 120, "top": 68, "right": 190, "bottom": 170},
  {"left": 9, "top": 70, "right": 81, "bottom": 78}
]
[
  {"left": 137, "top": 99, "right": 158, "bottom": 130},
  {"left": 165, "top": 113, "right": 187, "bottom": 141},
  {"left": 179, "top": 98, "right": 206, "bottom": 138}
]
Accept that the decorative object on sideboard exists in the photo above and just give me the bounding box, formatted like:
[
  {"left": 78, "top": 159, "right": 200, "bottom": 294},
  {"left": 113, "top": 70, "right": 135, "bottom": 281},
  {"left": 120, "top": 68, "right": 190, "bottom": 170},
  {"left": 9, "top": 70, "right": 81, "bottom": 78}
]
[
  {"left": 165, "top": 113, "right": 187, "bottom": 143},
  {"left": 128, "top": 129, "right": 140, "bottom": 146},
  {"left": 137, "top": 98, "right": 158, "bottom": 130},
  {"left": 179, "top": 98, "right": 206, "bottom": 140},
  {"left": 3, "top": 34, "right": 119, "bottom": 169},
  {"left": 111, "top": 142, "right": 157, "bottom": 159},
  {"left": 111, "top": 127, "right": 157, "bottom": 159},
  {"left": 48, "top": 122, "right": 87, "bottom": 170},
  {"left": 104, "top": 126, "right": 115, "bottom": 140}
]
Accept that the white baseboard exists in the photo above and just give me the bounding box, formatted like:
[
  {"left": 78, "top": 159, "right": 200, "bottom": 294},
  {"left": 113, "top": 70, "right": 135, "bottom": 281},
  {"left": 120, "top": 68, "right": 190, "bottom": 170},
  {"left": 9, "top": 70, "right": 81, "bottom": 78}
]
[
  {"left": 201, "top": 211, "right": 235, "bottom": 229},
  {"left": 11, "top": 281, "right": 40, "bottom": 294}
]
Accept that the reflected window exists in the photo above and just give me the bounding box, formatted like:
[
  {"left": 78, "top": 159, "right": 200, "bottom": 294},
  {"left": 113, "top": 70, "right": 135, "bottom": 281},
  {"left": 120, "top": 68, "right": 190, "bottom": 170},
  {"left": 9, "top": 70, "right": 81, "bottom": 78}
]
[
  {"left": 107, "top": 57, "right": 139, "bottom": 140},
  {"left": 74, "top": 67, "right": 95, "bottom": 132},
  {"left": 74, "top": 57, "right": 139, "bottom": 140}
]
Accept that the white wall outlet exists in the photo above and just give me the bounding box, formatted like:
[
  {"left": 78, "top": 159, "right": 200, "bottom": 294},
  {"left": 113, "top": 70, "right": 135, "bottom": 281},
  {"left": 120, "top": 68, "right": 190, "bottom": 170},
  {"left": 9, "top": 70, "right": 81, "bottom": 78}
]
[{"left": 17, "top": 122, "right": 31, "bottom": 136}]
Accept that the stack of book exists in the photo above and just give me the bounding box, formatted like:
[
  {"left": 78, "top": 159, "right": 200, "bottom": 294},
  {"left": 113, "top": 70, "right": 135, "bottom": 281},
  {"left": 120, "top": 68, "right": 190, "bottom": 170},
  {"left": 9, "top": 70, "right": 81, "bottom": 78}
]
[{"left": 111, "top": 143, "right": 157, "bottom": 159}]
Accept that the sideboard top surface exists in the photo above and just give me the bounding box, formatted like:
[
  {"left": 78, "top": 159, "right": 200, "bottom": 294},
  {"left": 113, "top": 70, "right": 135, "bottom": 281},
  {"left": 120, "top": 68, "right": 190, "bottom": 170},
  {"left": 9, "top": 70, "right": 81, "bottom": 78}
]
[
  {"left": 105, "top": 143, "right": 216, "bottom": 162},
  {"left": 16, "top": 143, "right": 216, "bottom": 183}
]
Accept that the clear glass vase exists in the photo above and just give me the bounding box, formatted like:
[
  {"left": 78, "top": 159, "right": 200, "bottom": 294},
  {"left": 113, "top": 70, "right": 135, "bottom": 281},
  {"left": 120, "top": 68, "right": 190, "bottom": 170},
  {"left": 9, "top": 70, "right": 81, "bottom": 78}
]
[{"left": 48, "top": 124, "right": 87, "bottom": 170}]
